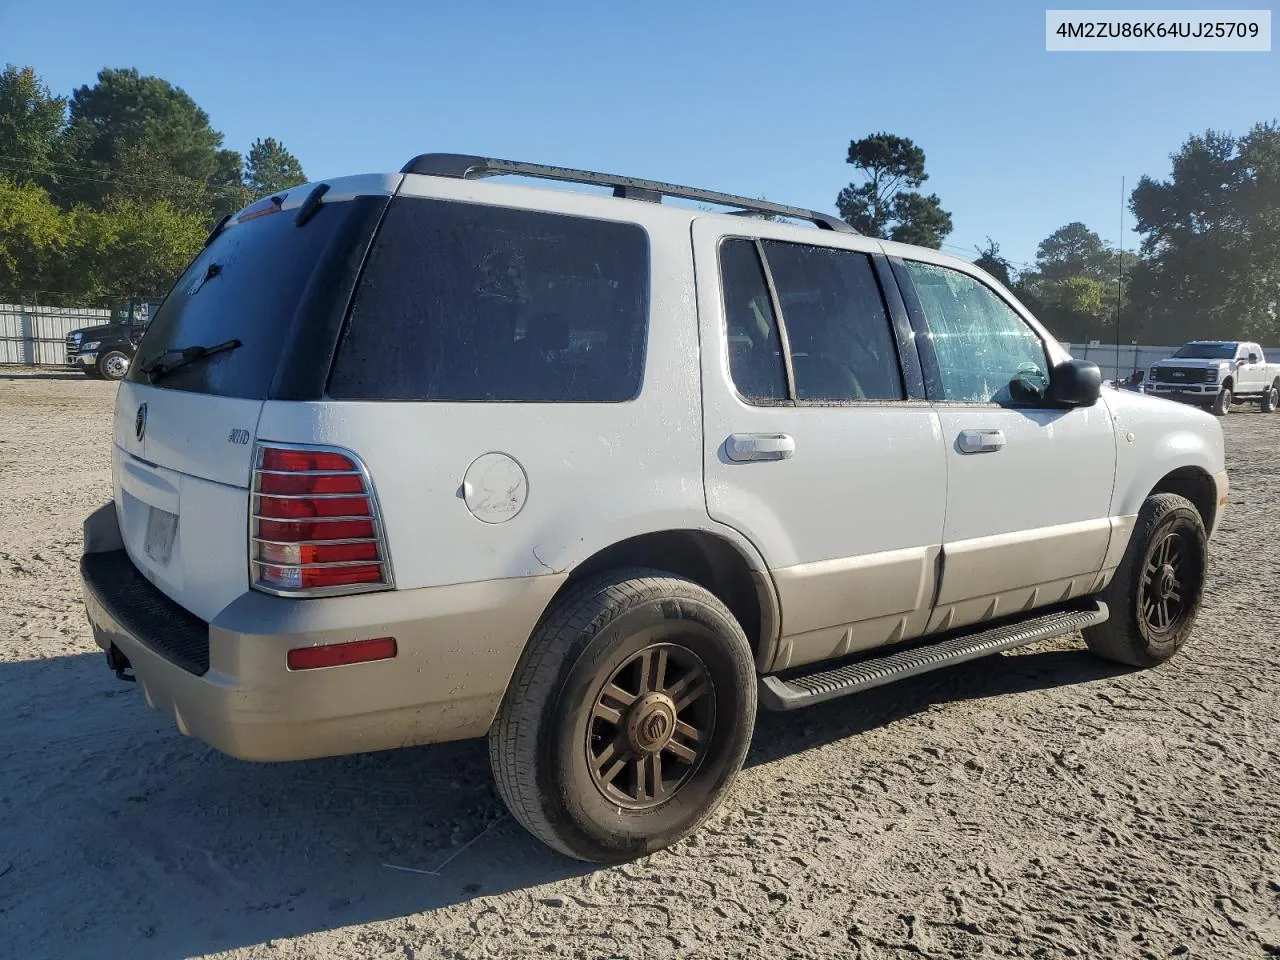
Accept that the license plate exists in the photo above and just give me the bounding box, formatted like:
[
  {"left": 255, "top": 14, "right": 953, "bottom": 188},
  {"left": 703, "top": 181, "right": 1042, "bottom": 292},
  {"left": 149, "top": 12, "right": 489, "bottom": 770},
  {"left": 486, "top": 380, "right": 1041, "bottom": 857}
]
[{"left": 144, "top": 507, "right": 178, "bottom": 566}]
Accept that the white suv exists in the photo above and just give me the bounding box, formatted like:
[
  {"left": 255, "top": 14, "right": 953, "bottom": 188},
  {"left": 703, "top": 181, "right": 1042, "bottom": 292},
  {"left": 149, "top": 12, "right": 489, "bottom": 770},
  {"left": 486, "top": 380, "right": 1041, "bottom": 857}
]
[{"left": 81, "top": 154, "right": 1228, "bottom": 863}]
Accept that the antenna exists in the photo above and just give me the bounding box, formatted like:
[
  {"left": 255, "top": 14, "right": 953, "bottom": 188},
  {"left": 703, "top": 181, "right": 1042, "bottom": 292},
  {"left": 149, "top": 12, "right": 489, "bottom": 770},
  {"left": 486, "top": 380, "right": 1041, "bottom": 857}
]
[{"left": 1115, "top": 176, "right": 1125, "bottom": 381}]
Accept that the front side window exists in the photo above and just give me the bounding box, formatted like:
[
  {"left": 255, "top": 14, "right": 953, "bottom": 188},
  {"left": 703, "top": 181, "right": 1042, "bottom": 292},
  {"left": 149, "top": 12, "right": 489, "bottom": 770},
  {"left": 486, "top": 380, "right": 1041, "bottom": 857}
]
[
  {"left": 760, "top": 241, "right": 903, "bottom": 401},
  {"left": 902, "top": 260, "right": 1050, "bottom": 405},
  {"left": 329, "top": 197, "right": 649, "bottom": 402}
]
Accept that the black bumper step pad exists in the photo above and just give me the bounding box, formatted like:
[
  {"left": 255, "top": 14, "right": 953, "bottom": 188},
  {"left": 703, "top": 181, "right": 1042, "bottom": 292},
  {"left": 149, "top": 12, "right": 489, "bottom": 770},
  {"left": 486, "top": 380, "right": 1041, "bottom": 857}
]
[{"left": 82, "top": 550, "right": 211, "bottom": 676}]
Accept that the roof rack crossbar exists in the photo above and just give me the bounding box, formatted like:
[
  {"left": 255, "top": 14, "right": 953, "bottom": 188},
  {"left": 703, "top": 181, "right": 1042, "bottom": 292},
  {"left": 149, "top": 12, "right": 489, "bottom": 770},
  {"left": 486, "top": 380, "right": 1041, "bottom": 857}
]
[{"left": 399, "top": 153, "right": 856, "bottom": 234}]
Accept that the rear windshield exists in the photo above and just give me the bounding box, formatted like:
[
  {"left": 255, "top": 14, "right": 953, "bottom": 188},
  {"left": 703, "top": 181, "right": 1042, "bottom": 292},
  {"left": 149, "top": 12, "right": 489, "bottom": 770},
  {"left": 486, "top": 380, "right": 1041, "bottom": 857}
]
[
  {"left": 1172, "top": 343, "right": 1237, "bottom": 359},
  {"left": 128, "top": 199, "right": 372, "bottom": 398},
  {"left": 327, "top": 197, "right": 649, "bottom": 402}
]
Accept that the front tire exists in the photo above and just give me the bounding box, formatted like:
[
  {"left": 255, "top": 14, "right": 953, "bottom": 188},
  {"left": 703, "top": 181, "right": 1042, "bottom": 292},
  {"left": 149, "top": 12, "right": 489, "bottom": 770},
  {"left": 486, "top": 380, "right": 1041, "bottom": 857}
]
[
  {"left": 96, "top": 350, "right": 131, "bottom": 381},
  {"left": 1084, "top": 493, "right": 1207, "bottom": 667},
  {"left": 1210, "top": 385, "right": 1232, "bottom": 416},
  {"left": 489, "top": 569, "right": 757, "bottom": 863},
  {"left": 1262, "top": 382, "right": 1279, "bottom": 413}
]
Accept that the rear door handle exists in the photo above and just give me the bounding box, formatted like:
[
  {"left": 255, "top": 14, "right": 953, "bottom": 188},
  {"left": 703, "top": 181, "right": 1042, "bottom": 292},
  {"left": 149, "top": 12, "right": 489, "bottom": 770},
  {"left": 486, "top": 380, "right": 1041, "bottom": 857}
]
[
  {"left": 957, "top": 429, "right": 1005, "bottom": 454},
  {"left": 726, "top": 433, "right": 795, "bottom": 462}
]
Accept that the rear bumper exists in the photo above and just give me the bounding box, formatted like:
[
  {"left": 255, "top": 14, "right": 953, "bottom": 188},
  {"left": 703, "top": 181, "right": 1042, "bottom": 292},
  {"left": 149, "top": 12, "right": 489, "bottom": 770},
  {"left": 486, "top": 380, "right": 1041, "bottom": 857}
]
[{"left": 80, "top": 502, "right": 563, "bottom": 761}]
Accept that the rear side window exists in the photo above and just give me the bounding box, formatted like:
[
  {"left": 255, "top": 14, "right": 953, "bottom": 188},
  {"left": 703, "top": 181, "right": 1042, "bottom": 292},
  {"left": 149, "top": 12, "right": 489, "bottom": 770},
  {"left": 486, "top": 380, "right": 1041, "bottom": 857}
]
[
  {"left": 129, "top": 200, "right": 372, "bottom": 399},
  {"left": 328, "top": 198, "right": 649, "bottom": 401},
  {"left": 719, "top": 240, "right": 789, "bottom": 403},
  {"left": 761, "top": 242, "right": 903, "bottom": 401}
]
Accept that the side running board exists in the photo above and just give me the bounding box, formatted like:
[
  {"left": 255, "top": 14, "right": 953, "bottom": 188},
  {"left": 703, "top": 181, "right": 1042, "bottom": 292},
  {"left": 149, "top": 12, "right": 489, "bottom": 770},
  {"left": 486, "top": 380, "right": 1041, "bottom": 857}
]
[{"left": 759, "top": 600, "right": 1108, "bottom": 711}]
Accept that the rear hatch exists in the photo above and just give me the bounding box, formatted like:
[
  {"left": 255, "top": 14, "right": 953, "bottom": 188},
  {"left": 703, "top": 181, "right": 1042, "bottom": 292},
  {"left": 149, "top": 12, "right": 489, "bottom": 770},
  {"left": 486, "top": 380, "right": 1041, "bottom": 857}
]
[{"left": 112, "top": 176, "right": 395, "bottom": 621}]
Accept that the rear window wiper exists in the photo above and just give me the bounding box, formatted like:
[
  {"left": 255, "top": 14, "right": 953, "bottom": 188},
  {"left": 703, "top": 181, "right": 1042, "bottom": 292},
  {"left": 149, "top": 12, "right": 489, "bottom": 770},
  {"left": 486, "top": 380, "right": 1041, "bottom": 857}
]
[{"left": 141, "top": 339, "right": 242, "bottom": 383}]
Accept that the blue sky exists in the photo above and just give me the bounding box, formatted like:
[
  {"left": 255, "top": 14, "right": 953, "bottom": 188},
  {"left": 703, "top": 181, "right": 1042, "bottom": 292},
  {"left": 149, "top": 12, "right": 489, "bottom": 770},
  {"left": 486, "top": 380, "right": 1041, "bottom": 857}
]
[{"left": 5, "top": 0, "right": 1277, "bottom": 267}]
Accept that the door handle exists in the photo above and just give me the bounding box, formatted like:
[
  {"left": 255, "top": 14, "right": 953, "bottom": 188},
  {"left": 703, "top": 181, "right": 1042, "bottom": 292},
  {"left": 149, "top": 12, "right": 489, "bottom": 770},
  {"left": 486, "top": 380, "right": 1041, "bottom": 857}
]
[
  {"left": 957, "top": 429, "right": 1005, "bottom": 454},
  {"left": 726, "top": 433, "right": 795, "bottom": 462}
]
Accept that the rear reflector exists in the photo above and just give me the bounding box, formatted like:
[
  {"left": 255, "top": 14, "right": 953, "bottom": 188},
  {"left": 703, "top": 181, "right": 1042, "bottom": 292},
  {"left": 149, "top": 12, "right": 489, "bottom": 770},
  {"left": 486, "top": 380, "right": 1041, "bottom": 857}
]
[
  {"left": 250, "top": 443, "right": 392, "bottom": 596},
  {"left": 287, "top": 636, "right": 397, "bottom": 670}
]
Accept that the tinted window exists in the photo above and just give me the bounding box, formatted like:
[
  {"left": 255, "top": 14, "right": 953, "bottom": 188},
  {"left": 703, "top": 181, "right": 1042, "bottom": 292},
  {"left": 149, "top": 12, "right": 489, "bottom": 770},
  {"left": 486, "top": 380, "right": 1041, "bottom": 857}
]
[
  {"left": 130, "top": 201, "right": 372, "bottom": 398},
  {"left": 761, "top": 242, "right": 902, "bottom": 401},
  {"left": 328, "top": 197, "right": 649, "bottom": 401},
  {"left": 1172, "top": 342, "right": 1236, "bottom": 359},
  {"left": 719, "top": 240, "right": 788, "bottom": 403},
  {"left": 903, "top": 260, "right": 1049, "bottom": 404}
]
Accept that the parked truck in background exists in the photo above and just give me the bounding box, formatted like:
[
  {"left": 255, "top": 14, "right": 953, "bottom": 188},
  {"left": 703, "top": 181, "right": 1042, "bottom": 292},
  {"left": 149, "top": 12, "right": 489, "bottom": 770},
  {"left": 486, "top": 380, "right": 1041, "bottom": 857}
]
[
  {"left": 1147, "top": 341, "right": 1280, "bottom": 416},
  {"left": 65, "top": 299, "right": 157, "bottom": 381}
]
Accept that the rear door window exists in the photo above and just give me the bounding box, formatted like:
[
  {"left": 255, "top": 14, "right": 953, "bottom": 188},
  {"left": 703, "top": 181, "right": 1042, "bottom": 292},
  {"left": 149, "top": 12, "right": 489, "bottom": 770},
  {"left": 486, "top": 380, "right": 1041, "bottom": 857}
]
[
  {"left": 761, "top": 241, "right": 904, "bottom": 402},
  {"left": 328, "top": 197, "right": 650, "bottom": 402},
  {"left": 719, "top": 240, "right": 789, "bottom": 404},
  {"left": 129, "top": 200, "right": 377, "bottom": 399}
]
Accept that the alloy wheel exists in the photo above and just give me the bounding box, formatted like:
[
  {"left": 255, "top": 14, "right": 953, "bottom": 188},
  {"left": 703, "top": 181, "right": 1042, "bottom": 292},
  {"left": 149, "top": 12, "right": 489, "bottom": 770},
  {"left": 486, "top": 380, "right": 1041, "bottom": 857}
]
[
  {"left": 586, "top": 642, "right": 715, "bottom": 809},
  {"left": 1139, "top": 530, "right": 1201, "bottom": 637}
]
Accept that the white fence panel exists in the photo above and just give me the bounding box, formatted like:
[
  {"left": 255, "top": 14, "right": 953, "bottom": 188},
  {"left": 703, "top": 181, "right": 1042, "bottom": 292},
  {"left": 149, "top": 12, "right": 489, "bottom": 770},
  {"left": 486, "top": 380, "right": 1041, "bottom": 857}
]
[{"left": 0, "top": 304, "right": 112, "bottom": 366}]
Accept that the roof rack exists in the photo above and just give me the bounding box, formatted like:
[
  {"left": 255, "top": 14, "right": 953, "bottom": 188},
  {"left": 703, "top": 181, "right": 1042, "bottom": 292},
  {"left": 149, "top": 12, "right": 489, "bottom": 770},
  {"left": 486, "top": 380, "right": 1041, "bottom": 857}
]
[{"left": 399, "top": 153, "right": 856, "bottom": 234}]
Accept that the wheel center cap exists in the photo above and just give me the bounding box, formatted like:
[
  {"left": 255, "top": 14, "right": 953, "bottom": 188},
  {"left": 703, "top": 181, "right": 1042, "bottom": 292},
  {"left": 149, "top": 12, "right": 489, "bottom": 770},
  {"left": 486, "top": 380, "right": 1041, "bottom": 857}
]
[
  {"left": 625, "top": 692, "right": 677, "bottom": 753},
  {"left": 1155, "top": 564, "right": 1176, "bottom": 600}
]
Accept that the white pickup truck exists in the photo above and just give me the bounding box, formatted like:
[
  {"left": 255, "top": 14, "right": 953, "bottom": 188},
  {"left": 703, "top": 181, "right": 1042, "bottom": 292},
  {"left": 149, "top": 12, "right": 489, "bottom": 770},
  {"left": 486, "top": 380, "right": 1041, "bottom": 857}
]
[{"left": 1148, "top": 340, "right": 1280, "bottom": 416}]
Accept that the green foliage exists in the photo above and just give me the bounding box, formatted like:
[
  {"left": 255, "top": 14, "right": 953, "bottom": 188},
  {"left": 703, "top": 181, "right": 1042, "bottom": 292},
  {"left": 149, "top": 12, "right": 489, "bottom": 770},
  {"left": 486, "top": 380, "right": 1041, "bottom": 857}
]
[
  {"left": 0, "top": 65, "right": 67, "bottom": 187},
  {"left": 1013, "top": 222, "right": 1131, "bottom": 344},
  {"left": 0, "top": 65, "right": 305, "bottom": 304},
  {"left": 1128, "top": 123, "right": 1280, "bottom": 343},
  {"left": 973, "top": 238, "right": 1014, "bottom": 288},
  {"left": 74, "top": 199, "right": 207, "bottom": 299},
  {"left": 836, "top": 133, "right": 953, "bottom": 247},
  {"left": 0, "top": 176, "right": 68, "bottom": 297},
  {"left": 1032, "top": 222, "right": 1115, "bottom": 281},
  {"left": 245, "top": 137, "right": 307, "bottom": 198},
  {"left": 59, "top": 68, "right": 231, "bottom": 209}
]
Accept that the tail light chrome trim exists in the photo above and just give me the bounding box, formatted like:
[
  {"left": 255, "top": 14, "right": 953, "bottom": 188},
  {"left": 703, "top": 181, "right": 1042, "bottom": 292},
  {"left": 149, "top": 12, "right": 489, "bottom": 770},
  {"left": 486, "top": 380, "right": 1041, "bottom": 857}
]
[{"left": 249, "top": 441, "right": 396, "bottom": 598}]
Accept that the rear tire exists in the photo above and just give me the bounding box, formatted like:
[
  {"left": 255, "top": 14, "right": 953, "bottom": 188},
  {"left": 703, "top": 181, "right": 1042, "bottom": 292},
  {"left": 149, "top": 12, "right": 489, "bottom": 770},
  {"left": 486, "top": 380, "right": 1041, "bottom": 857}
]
[
  {"left": 1210, "top": 385, "right": 1232, "bottom": 416},
  {"left": 1084, "top": 493, "right": 1207, "bottom": 668},
  {"left": 489, "top": 569, "right": 756, "bottom": 863},
  {"left": 1262, "top": 382, "right": 1279, "bottom": 413}
]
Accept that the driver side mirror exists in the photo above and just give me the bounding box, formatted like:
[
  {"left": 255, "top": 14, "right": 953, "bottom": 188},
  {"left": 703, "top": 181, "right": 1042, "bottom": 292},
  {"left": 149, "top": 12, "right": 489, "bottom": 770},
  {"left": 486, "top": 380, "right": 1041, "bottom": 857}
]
[{"left": 1049, "top": 358, "right": 1101, "bottom": 407}]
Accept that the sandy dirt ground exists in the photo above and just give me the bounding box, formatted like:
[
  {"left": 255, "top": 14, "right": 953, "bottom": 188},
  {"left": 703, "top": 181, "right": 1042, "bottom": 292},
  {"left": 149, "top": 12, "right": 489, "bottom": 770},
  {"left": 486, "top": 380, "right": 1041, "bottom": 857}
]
[{"left": 2, "top": 367, "right": 1278, "bottom": 960}]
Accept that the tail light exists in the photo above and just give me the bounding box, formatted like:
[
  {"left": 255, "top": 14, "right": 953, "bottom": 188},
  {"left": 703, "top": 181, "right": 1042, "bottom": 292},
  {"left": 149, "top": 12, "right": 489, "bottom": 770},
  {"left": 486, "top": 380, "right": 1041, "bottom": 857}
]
[{"left": 250, "top": 443, "right": 393, "bottom": 596}]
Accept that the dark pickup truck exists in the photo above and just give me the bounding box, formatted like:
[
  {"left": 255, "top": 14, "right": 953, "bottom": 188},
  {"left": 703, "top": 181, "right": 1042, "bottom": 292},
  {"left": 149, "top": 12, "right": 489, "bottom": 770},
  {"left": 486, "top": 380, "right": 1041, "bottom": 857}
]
[{"left": 66, "top": 301, "right": 157, "bottom": 380}]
